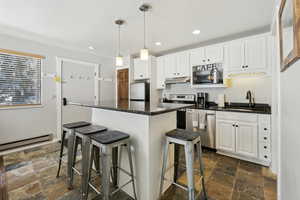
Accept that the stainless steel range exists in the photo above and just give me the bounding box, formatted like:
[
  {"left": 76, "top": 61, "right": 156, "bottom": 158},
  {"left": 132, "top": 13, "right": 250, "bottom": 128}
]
[{"left": 163, "top": 94, "right": 216, "bottom": 149}]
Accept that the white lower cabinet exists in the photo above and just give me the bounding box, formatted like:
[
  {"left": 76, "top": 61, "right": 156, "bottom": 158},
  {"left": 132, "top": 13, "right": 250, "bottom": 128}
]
[
  {"left": 216, "top": 111, "right": 271, "bottom": 166},
  {"left": 235, "top": 122, "right": 258, "bottom": 158},
  {"left": 216, "top": 120, "right": 236, "bottom": 153}
]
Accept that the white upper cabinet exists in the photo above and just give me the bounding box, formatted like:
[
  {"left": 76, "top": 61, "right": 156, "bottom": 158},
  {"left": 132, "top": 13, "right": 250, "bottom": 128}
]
[
  {"left": 176, "top": 51, "right": 190, "bottom": 77},
  {"left": 156, "top": 57, "right": 165, "bottom": 89},
  {"left": 225, "top": 35, "right": 268, "bottom": 75},
  {"left": 190, "top": 48, "right": 206, "bottom": 66},
  {"left": 190, "top": 46, "right": 224, "bottom": 67},
  {"left": 164, "top": 52, "right": 190, "bottom": 79},
  {"left": 133, "top": 58, "right": 149, "bottom": 80},
  {"left": 244, "top": 36, "right": 267, "bottom": 71},
  {"left": 225, "top": 40, "right": 245, "bottom": 72},
  {"left": 164, "top": 54, "right": 177, "bottom": 78},
  {"left": 205, "top": 45, "right": 224, "bottom": 63}
]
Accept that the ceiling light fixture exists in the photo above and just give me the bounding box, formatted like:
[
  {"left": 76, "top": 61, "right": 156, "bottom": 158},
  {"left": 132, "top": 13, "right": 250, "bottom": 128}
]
[
  {"left": 155, "top": 42, "right": 162, "bottom": 46},
  {"left": 88, "top": 46, "right": 95, "bottom": 50},
  {"left": 192, "top": 30, "right": 201, "bottom": 35},
  {"left": 115, "top": 19, "right": 125, "bottom": 67},
  {"left": 139, "top": 4, "right": 151, "bottom": 60}
]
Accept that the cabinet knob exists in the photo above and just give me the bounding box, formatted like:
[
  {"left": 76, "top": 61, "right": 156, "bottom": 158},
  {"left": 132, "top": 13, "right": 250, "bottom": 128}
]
[
  {"left": 264, "top": 128, "right": 268, "bottom": 131},
  {"left": 245, "top": 65, "right": 249, "bottom": 68},
  {"left": 232, "top": 124, "right": 235, "bottom": 127},
  {"left": 207, "top": 59, "right": 210, "bottom": 61},
  {"left": 264, "top": 155, "right": 268, "bottom": 159},
  {"left": 203, "top": 60, "right": 205, "bottom": 62},
  {"left": 236, "top": 124, "right": 239, "bottom": 127},
  {"left": 264, "top": 146, "right": 267, "bottom": 149},
  {"left": 264, "top": 137, "right": 267, "bottom": 140}
]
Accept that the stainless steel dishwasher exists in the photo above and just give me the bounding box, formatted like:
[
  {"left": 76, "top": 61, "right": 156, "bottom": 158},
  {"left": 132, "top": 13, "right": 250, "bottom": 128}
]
[{"left": 186, "top": 109, "right": 216, "bottom": 149}]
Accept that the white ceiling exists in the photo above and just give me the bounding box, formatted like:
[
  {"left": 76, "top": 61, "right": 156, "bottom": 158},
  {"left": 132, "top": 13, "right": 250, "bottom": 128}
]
[{"left": 0, "top": 0, "right": 274, "bottom": 58}]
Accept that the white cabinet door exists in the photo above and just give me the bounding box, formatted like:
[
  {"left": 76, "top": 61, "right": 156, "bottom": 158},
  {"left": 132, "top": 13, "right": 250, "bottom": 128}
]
[
  {"left": 217, "top": 120, "right": 236, "bottom": 153},
  {"left": 244, "top": 36, "right": 267, "bottom": 71},
  {"left": 205, "top": 45, "right": 224, "bottom": 63},
  {"left": 176, "top": 51, "right": 190, "bottom": 77},
  {"left": 235, "top": 122, "right": 258, "bottom": 158},
  {"left": 156, "top": 57, "right": 165, "bottom": 89},
  {"left": 164, "top": 54, "right": 177, "bottom": 78},
  {"left": 134, "top": 58, "right": 149, "bottom": 80},
  {"left": 225, "top": 40, "right": 245, "bottom": 72},
  {"left": 190, "top": 48, "right": 206, "bottom": 67}
]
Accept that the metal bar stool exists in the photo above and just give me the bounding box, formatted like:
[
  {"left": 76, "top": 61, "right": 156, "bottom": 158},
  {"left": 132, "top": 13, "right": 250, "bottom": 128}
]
[
  {"left": 57, "top": 121, "right": 91, "bottom": 178},
  {"left": 69, "top": 125, "right": 107, "bottom": 194},
  {"left": 85, "top": 130, "right": 138, "bottom": 200},
  {"left": 159, "top": 129, "right": 207, "bottom": 200}
]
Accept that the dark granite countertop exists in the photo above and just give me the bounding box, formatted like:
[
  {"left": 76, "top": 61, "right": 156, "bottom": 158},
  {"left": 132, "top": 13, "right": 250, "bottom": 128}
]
[
  {"left": 68, "top": 101, "right": 194, "bottom": 116},
  {"left": 192, "top": 102, "right": 271, "bottom": 115}
]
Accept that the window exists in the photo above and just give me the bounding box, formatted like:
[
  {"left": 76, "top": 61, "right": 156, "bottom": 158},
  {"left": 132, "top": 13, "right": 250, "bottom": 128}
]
[{"left": 0, "top": 50, "right": 43, "bottom": 107}]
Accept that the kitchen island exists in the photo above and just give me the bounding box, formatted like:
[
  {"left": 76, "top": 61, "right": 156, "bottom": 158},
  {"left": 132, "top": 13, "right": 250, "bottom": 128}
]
[{"left": 68, "top": 100, "right": 193, "bottom": 200}]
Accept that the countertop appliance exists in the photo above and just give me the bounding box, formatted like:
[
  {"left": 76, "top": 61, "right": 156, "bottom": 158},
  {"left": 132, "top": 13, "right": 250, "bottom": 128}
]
[
  {"left": 192, "top": 63, "right": 223, "bottom": 86},
  {"left": 186, "top": 108, "right": 216, "bottom": 149},
  {"left": 130, "top": 82, "right": 150, "bottom": 101},
  {"left": 197, "top": 92, "right": 209, "bottom": 108}
]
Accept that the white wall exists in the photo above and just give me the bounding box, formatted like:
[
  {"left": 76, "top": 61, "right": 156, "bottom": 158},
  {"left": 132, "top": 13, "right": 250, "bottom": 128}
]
[
  {"left": 162, "top": 76, "right": 272, "bottom": 105},
  {"left": 0, "top": 33, "right": 115, "bottom": 144},
  {"left": 279, "top": 60, "right": 300, "bottom": 199}
]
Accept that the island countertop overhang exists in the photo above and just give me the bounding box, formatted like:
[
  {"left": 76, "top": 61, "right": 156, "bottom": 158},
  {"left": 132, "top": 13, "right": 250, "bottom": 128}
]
[{"left": 68, "top": 101, "right": 194, "bottom": 116}]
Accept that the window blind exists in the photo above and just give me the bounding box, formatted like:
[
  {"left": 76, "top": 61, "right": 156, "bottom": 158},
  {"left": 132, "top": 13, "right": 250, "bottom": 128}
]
[{"left": 0, "top": 52, "right": 42, "bottom": 106}]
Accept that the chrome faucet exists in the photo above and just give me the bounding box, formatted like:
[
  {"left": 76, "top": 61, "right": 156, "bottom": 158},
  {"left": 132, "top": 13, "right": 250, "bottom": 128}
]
[{"left": 246, "top": 90, "right": 255, "bottom": 108}]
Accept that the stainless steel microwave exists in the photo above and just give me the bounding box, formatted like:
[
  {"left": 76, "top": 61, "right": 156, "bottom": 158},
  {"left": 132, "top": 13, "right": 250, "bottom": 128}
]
[{"left": 192, "top": 63, "right": 223, "bottom": 85}]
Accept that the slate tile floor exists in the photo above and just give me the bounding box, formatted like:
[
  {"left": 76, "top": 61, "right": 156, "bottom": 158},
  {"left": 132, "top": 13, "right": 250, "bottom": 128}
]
[{"left": 0, "top": 143, "right": 277, "bottom": 200}]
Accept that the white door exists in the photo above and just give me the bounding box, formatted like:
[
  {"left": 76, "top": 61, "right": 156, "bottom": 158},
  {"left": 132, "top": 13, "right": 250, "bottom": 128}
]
[
  {"left": 164, "top": 54, "right": 177, "bottom": 78},
  {"left": 224, "top": 40, "right": 245, "bottom": 72},
  {"left": 217, "top": 120, "right": 236, "bottom": 153},
  {"left": 235, "top": 122, "right": 258, "bottom": 158},
  {"left": 156, "top": 57, "right": 165, "bottom": 89},
  {"left": 205, "top": 45, "right": 224, "bottom": 64},
  {"left": 61, "top": 61, "right": 99, "bottom": 129},
  {"left": 190, "top": 47, "right": 206, "bottom": 67},
  {"left": 244, "top": 36, "right": 267, "bottom": 71},
  {"left": 176, "top": 51, "right": 190, "bottom": 77}
]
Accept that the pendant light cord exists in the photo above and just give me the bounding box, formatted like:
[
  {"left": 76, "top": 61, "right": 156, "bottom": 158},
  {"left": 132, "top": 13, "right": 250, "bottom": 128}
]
[
  {"left": 143, "top": 11, "right": 146, "bottom": 49},
  {"left": 118, "top": 25, "right": 121, "bottom": 56}
]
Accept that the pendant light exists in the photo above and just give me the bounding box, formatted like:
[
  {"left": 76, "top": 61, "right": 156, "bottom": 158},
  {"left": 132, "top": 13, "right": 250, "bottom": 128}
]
[
  {"left": 115, "top": 19, "right": 125, "bottom": 66},
  {"left": 139, "top": 4, "right": 151, "bottom": 60}
]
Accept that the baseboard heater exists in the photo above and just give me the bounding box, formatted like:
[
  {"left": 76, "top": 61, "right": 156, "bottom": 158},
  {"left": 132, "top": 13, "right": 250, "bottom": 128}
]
[{"left": 0, "top": 134, "right": 53, "bottom": 151}]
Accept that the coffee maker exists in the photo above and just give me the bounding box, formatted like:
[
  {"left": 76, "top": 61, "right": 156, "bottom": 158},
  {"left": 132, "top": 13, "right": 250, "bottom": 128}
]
[{"left": 197, "top": 92, "right": 209, "bottom": 108}]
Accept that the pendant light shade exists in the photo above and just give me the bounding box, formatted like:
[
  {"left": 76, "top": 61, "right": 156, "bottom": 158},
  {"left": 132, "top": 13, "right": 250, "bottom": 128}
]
[
  {"left": 115, "top": 19, "right": 125, "bottom": 66},
  {"left": 140, "top": 48, "right": 149, "bottom": 60},
  {"left": 116, "top": 56, "right": 123, "bottom": 66},
  {"left": 139, "top": 4, "right": 151, "bottom": 60}
]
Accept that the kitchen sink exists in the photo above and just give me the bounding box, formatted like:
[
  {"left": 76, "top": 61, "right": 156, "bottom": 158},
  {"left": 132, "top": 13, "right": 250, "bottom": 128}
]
[{"left": 224, "top": 106, "right": 268, "bottom": 112}]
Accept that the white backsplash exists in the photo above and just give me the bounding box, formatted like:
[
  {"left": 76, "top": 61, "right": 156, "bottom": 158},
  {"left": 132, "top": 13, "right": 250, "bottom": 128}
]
[{"left": 162, "top": 76, "right": 272, "bottom": 104}]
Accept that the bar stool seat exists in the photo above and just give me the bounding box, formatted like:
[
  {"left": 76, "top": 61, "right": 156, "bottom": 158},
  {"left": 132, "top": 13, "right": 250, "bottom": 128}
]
[
  {"left": 57, "top": 121, "right": 91, "bottom": 178},
  {"left": 90, "top": 130, "right": 130, "bottom": 144},
  {"left": 75, "top": 125, "right": 107, "bottom": 135},
  {"left": 166, "top": 129, "right": 201, "bottom": 141},
  {"left": 63, "top": 121, "right": 91, "bottom": 129}
]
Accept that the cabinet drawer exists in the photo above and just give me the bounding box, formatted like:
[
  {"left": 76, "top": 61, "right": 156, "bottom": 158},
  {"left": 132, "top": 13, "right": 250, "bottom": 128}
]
[
  {"left": 259, "top": 145, "right": 271, "bottom": 162},
  {"left": 216, "top": 111, "right": 257, "bottom": 123},
  {"left": 259, "top": 132, "right": 271, "bottom": 143},
  {"left": 259, "top": 142, "right": 271, "bottom": 153}
]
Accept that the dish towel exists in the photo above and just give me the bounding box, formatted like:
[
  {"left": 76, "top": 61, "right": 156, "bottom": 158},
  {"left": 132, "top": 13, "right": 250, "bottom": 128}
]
[
  {"left": 192, "top": 111, "right": 198, "bottom": 128},
  {"left": 198, "top": 110, "right": 207, "bottom": 130}
]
